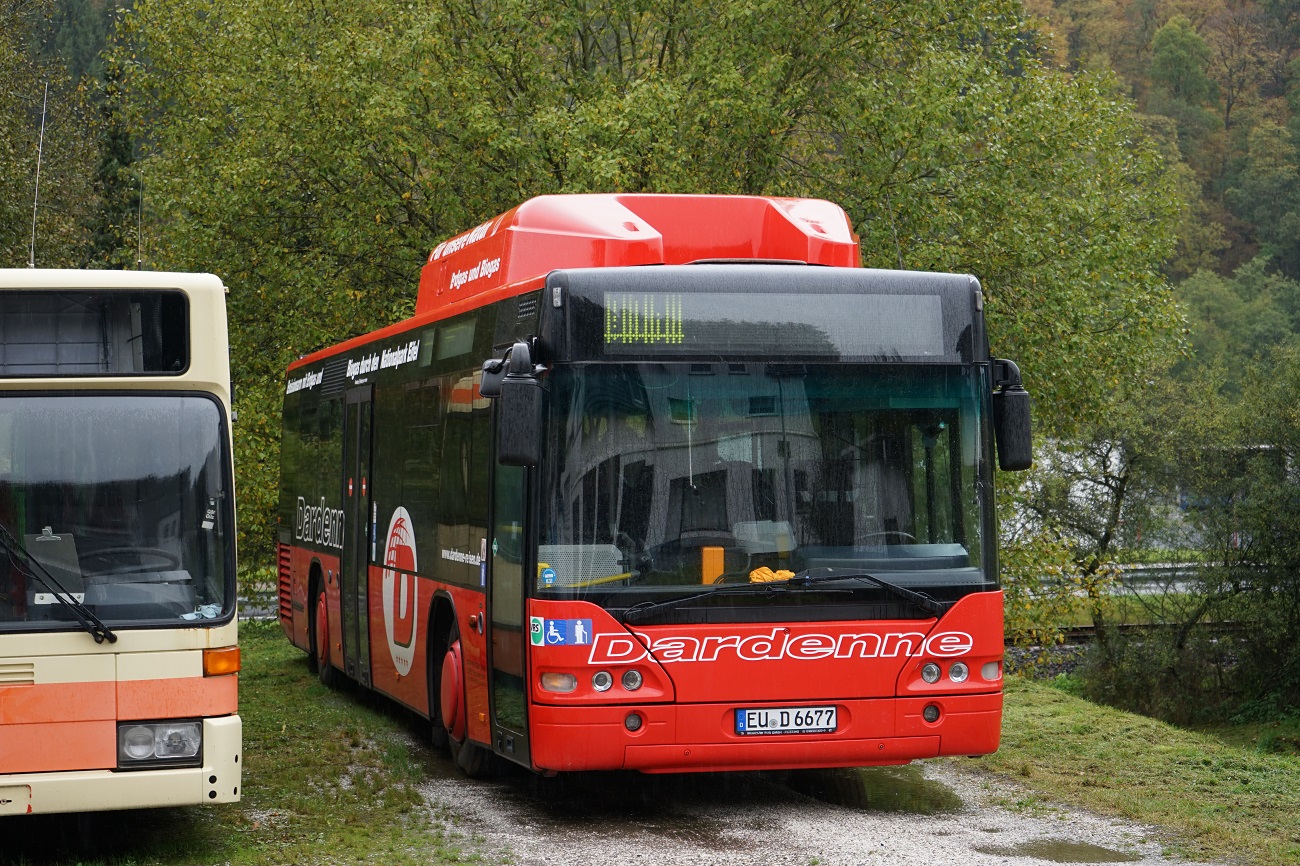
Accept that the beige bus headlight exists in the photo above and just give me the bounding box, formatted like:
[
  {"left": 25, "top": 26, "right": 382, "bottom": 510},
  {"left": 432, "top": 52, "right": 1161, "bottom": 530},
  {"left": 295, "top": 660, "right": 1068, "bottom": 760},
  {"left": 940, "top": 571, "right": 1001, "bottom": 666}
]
[{"left": 117, "top": 720, "right": 202, "bottom": 768}]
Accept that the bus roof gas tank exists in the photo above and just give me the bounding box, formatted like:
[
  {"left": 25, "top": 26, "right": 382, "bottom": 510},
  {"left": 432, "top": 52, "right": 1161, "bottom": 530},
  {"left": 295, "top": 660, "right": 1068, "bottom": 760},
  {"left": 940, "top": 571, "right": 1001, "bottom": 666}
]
[{"left": 416, "top": 194, "right": 861, "bottom": 316}]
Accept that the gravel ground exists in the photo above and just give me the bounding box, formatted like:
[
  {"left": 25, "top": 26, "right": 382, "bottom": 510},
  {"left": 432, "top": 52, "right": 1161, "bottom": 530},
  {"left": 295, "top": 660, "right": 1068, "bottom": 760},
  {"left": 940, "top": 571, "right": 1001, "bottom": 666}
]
[{"left": 417, "top": 759, "right": 1226, "bottom": 866}]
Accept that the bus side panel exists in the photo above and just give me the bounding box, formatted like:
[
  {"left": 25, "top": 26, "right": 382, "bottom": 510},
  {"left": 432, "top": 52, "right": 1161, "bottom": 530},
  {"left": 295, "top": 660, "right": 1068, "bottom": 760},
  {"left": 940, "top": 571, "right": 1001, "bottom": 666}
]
[
  {"left": 282, "top": 545, "right": 340, "bottom": 655},
  {"left": 448, "top": 584, "right": 490, "bottom": 744},
  {"left": 356, "top": 570, "right": 491, "bottom": 734},
  {"left": 364, "top": 562, "right": 434, "bottom": 715}
]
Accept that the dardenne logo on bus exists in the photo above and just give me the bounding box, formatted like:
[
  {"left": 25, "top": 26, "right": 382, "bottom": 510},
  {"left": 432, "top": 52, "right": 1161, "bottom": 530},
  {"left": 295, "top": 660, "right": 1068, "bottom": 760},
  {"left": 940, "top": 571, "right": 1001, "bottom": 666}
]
[
  {"left": 588, "top": 629, "right": 974, "bottom": 665},
  {"left": 295, "top": 496, "right": 344, "bottom": 550},
  {"left": 382, "top": 507, "right": 418, "bottom": 677}
]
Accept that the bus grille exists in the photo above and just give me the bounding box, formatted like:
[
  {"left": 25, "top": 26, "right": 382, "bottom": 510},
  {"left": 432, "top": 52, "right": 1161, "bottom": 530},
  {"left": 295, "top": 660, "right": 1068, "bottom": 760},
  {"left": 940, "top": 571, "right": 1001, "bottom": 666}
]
[
  {"left": 278, "top": 544, "right": 293, "bottom": 622},
  {"left": 0, "top": 662, "right": 36, "bottom": 685}
]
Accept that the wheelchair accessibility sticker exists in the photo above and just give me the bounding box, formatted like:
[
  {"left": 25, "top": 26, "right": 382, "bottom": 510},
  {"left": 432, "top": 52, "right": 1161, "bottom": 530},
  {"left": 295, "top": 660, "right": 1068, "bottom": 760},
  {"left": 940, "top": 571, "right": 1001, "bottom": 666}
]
[{"left": 530, "top": 616, "right": 593, "bottom": 646}]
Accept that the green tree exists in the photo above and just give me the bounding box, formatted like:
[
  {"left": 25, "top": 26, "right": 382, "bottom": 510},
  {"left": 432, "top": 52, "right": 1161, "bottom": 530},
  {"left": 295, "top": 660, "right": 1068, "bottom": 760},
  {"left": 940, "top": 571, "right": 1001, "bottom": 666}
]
[
  {"left": 1150, "top": 15, "right": 1217, "bottom": 104},
  {"left": 119, "top": 0, "right": 1184, "bottom": 565},
  {"left": 0, "top": 0, "right": 97, "bottom": 267},
  {"left": 1227, "top": 121, "right": 1300, "bottom": 278},
  {"left": 1177, "top": 256, "right": 1300, "bottom": 382},
  {"left": 83, "top": 56, "right": 138, "bottom": 268},
  {"left": 1107, "top": 347, "right": 1300, "bottom": 718},
  {"left": 1147, "top": 15, "right": 1222, "bottom": 174}
]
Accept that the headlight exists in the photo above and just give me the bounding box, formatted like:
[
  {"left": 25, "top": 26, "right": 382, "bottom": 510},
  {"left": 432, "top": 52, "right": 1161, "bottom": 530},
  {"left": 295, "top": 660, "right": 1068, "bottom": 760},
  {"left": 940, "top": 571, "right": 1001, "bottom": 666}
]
[
  {"left": 540, "top": 672, "right": 577, "bottom": 693},
  {"left": 117, "top": 720, "right": 203, "bottom": 768}
]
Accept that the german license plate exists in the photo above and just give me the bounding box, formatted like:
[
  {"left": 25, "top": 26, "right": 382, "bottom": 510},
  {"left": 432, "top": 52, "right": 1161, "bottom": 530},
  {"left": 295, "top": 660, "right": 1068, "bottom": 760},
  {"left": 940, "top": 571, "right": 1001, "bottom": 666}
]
[{"left": 734, "top": 705, "right": 837, "bottom": 736}]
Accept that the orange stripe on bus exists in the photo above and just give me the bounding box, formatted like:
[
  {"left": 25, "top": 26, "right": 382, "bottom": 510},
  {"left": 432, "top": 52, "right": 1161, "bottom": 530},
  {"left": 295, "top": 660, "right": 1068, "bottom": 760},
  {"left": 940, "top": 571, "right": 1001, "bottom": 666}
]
[
  {"left": 0, "top": 720, "right": 115, "bottom": 772},
  {"left": 117, "top": 674, "right": 237, "bottom": 719},
  {"left": 0, "top": 682, "right": 115, "bottom": 725}
]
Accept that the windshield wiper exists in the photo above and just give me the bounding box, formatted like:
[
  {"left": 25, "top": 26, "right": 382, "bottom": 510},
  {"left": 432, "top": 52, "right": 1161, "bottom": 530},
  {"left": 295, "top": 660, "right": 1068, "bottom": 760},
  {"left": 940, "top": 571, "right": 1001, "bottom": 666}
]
[
  {"left": 620, "top": 583, "right": 789, "bottom": 625},
  {"left": 0, "top": 524, "right": 117, "bottom": 643},
  {"left": 620, "top": 567, "right": 950, "bottom": 626},
  {"left": 787, "top": 567, "right": 950, "bottom": 618}
]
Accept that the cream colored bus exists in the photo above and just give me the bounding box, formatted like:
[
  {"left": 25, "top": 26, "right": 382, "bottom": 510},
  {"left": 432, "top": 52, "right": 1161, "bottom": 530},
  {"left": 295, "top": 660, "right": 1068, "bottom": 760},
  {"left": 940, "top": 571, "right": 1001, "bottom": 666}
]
[{"left": 0, "top": 270, "right": 240, "bottom": 814}]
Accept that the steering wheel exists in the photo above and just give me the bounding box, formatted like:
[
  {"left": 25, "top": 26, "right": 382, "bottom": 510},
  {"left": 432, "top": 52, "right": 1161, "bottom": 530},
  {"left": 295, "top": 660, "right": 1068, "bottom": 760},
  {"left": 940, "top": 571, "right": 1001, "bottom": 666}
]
[
  {"left": 616, "top": 532, "right": 654, "bottom": 582},
  {"left": 81, "top": 546, "right": 182, "bottom": 576}
]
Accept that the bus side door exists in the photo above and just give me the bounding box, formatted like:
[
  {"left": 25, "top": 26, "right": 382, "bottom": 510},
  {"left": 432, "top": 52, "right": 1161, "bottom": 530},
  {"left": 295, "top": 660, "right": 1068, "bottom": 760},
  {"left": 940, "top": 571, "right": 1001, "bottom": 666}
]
[
  {"left": 341, "top": 385, "right": 374, "bottom": 688},
  {"left": 486, "top": 453, "right": 531, "bottom": 768}
]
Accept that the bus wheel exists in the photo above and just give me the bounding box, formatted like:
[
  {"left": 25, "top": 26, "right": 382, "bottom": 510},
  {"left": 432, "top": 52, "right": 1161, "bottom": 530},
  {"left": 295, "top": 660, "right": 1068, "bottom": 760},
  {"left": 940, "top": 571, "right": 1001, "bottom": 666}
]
[
  {"left": 440, "top": 628, "right": 492, "bottom": 778},
  {"left": 314, "top": 584, "right": 337, "bottom": 687},
  {"left": 428, "top": 627, "right": 449, "bottom": 750},
  {"left": 305, "top": 575, "right": 321, "bottom": 673}
]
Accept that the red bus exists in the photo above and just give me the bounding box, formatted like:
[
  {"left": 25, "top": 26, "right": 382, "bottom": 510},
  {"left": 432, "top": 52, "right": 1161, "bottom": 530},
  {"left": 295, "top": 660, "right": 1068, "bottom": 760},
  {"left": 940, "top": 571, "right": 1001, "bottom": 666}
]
[{"left": 277, "top": 194, "right": 1032, "bottom": 776}]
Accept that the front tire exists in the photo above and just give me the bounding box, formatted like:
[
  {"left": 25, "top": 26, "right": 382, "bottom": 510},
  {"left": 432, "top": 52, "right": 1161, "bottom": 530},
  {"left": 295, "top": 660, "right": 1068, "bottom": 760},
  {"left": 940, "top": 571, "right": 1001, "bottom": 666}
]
[{"left": 439, "top": 623, "right": 493, "bottom": 778}]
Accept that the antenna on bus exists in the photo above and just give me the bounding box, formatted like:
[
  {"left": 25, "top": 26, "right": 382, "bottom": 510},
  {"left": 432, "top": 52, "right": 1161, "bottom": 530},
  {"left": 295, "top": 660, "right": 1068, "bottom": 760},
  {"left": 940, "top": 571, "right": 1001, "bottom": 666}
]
[
  {"left": 28, "top": 82, "right": 49, "bottom": 269},
  {"left": 136, "top": 169, "right": 144, "bottom": 269}
]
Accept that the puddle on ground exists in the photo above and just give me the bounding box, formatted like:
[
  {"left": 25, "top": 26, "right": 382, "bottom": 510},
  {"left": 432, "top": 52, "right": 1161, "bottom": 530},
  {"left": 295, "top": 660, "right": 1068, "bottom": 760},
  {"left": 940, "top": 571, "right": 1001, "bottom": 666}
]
[
  {"left": 975, "top": 840, "right": 1142, "bottom": 863},
  {"left": 784, "top": 765, "right": 964, "bottom": 814}
]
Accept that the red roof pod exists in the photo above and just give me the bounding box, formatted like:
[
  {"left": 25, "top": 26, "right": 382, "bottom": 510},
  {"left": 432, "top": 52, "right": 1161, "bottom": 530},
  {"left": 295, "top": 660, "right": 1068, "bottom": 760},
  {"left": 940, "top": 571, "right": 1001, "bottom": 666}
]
[{"left": 415, "top": 194, "right": 860, "bottom": 317}]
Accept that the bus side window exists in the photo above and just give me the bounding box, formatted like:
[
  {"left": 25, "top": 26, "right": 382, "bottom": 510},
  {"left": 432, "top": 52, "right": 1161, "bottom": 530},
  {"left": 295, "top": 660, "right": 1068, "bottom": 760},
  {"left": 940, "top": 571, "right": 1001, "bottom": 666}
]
[
  {"left": 438, "top": 378, "right": 471, "bottom": 549},
  {"left": 397, "top": 380, "right": 440, "bottom": 531}
]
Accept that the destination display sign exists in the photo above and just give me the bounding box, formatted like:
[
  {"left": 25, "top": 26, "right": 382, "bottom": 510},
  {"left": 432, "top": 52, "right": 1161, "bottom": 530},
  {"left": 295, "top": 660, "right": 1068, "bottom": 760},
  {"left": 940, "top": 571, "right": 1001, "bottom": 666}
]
[{"left": 600, "top": 291, "right": 945, "bottom": 359}]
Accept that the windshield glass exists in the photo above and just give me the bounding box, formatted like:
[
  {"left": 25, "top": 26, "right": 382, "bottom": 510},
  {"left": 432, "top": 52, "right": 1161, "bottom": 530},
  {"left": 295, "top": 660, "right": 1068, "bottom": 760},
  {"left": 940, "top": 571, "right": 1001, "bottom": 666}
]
[
  {"left": 0, "top": 394, "right": 234, "bottom": 629},
  {"left": 537, "top": 363, "right": 990, "bottom": 611}
]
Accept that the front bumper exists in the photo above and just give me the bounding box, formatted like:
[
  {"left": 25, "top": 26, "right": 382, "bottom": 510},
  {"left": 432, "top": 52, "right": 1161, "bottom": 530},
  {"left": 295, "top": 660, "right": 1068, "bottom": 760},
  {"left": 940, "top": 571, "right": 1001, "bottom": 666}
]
[
  {"left": 0, "top": 715, "right": 241, "bottom": 815},
  {"left": 529, "top": 693, "right": 1001, "bottom": 773}
]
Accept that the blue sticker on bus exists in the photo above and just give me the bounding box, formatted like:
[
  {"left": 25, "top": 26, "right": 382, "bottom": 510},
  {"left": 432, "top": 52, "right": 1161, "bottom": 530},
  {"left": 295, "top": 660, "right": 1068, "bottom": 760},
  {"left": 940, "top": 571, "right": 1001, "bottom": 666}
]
[
  {"left": 540, "top": 567, "right": 557, "bottom": 587},
  {"left": 542, "top": 619, "right": 593, "bottom": 646}
]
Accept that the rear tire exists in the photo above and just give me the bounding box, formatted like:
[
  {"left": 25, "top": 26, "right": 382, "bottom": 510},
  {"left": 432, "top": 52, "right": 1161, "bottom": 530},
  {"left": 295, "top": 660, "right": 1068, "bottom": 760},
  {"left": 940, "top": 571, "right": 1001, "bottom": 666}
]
[
  {"left": 304, "top": 574, "right": 320, "bottom": 674},
  {"left": 313, "top": 582, "right": 337, "bottom": 687}
]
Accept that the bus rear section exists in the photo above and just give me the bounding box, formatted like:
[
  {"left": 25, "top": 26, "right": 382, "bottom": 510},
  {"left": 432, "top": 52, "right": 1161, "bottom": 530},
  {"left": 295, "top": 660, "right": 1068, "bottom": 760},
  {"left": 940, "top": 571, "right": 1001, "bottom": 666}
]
[
  {"left": 276, "top": 194, "right": 1032, "bottom": 776},
  {"left": 0, "top": 270, "right": 241, "bottom": 813}
]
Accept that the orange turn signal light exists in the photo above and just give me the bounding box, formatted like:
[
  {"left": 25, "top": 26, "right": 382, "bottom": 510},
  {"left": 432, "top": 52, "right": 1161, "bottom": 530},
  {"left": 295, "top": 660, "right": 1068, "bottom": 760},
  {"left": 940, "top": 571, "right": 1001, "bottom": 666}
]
[{"left": 203, "top": 646, "right": 241, "bottom": 676}]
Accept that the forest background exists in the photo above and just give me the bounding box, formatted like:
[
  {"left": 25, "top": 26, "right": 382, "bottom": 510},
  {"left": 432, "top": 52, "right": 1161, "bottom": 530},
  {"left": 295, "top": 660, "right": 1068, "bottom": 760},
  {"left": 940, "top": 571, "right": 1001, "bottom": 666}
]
[{"left": 4, "top": 0, "right": 1300, "bottom": 726}]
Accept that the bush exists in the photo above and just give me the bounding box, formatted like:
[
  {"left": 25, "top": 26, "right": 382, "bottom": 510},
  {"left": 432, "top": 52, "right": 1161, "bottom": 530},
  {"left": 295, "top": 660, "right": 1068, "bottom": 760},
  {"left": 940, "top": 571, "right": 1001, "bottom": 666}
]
[{"left": 1078, "top": 627, "right": 1242, "bottom": 724}]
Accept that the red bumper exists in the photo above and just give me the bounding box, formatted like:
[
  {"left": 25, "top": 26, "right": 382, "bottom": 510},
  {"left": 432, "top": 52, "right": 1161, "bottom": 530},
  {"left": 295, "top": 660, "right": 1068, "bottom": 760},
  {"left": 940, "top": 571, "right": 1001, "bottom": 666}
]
[{"left": 528, "top": 691, "right": 1002, "bottom": 773}]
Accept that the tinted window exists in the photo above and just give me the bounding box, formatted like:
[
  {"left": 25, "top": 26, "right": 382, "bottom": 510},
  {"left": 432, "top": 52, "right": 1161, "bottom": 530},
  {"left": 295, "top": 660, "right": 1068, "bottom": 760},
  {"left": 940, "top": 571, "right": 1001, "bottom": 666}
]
[{"left": 0, "top": 291, "right": 188, "bottom": 375}]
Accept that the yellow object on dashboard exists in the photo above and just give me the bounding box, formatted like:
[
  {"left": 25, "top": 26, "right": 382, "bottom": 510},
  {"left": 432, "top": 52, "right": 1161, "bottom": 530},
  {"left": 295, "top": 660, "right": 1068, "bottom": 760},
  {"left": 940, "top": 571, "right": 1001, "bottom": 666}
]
[{"left": 748, "top": 566, "right": 794, "bottom": 584}]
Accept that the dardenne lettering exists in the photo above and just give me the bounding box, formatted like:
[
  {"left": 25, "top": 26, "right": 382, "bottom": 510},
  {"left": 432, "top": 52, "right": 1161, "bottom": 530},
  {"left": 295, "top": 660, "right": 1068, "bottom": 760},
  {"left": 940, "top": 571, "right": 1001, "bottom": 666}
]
[
  {"left": 295, "top": 496, "right": 344, "bottom": 550},
  {"left": 587, "top": 630, "right": 975, "bottom": 665}
]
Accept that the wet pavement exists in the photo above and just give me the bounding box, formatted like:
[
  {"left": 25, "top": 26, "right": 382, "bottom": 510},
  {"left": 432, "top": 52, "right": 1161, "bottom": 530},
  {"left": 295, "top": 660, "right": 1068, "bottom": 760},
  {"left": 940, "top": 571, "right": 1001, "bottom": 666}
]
[{"left": 416, "top": 753, "right": 1226, "bottom": 866}]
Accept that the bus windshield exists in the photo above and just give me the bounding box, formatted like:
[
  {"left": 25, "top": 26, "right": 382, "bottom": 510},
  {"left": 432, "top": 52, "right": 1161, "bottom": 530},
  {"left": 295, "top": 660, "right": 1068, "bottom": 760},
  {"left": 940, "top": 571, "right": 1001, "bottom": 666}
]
[
  {"left": 0, "top": 394, "right": 234, "bottom": 629},
  {"left": 536, "top": 363, "right": 989, "bottom": 609}
]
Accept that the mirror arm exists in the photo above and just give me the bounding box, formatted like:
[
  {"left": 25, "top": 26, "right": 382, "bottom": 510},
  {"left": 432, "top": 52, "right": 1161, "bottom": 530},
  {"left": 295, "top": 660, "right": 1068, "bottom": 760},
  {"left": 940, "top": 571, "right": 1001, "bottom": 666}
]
[
  {"left": 482, "top": 340, "right": 544, "bottom": 398},
  {"left": 992, "top": 358, "right": 1024, "bottom": 391}
]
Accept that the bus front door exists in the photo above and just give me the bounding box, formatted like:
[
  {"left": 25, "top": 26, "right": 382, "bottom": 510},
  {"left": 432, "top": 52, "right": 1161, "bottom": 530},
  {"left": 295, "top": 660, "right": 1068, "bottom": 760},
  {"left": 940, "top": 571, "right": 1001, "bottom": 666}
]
[
  {"left": 486, "top": 458, "right": 531, "bottom": 767},
  {"left": 341, "top": 385, "right": 374, "bottom": 688}
]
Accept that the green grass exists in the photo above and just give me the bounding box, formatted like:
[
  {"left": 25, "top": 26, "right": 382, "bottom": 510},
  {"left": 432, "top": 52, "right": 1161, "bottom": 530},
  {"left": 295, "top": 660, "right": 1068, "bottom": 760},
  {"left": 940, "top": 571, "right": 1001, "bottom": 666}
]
[
  {"left": 11, "top": 623, "right": 1300, "bottom": 865},
  {"left": 971, "top": 676, "right": 1300, "bottom": 866},
  {"left": 4, "top": 621, "right": 486, "bottom": 866}
]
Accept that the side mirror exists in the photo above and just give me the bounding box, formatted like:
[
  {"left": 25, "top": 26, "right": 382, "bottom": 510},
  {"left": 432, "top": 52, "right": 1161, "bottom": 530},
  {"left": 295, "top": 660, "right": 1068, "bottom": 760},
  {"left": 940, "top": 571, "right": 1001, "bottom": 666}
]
[
  {"left": 992, "top": 359, "right": 1033, "bottom": 471},
  {"left": 482, "top": 341, "right": 543, "bottom": 467},
  {"left": 498, "top": 376, "right": 542, "bottom": 466}
]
